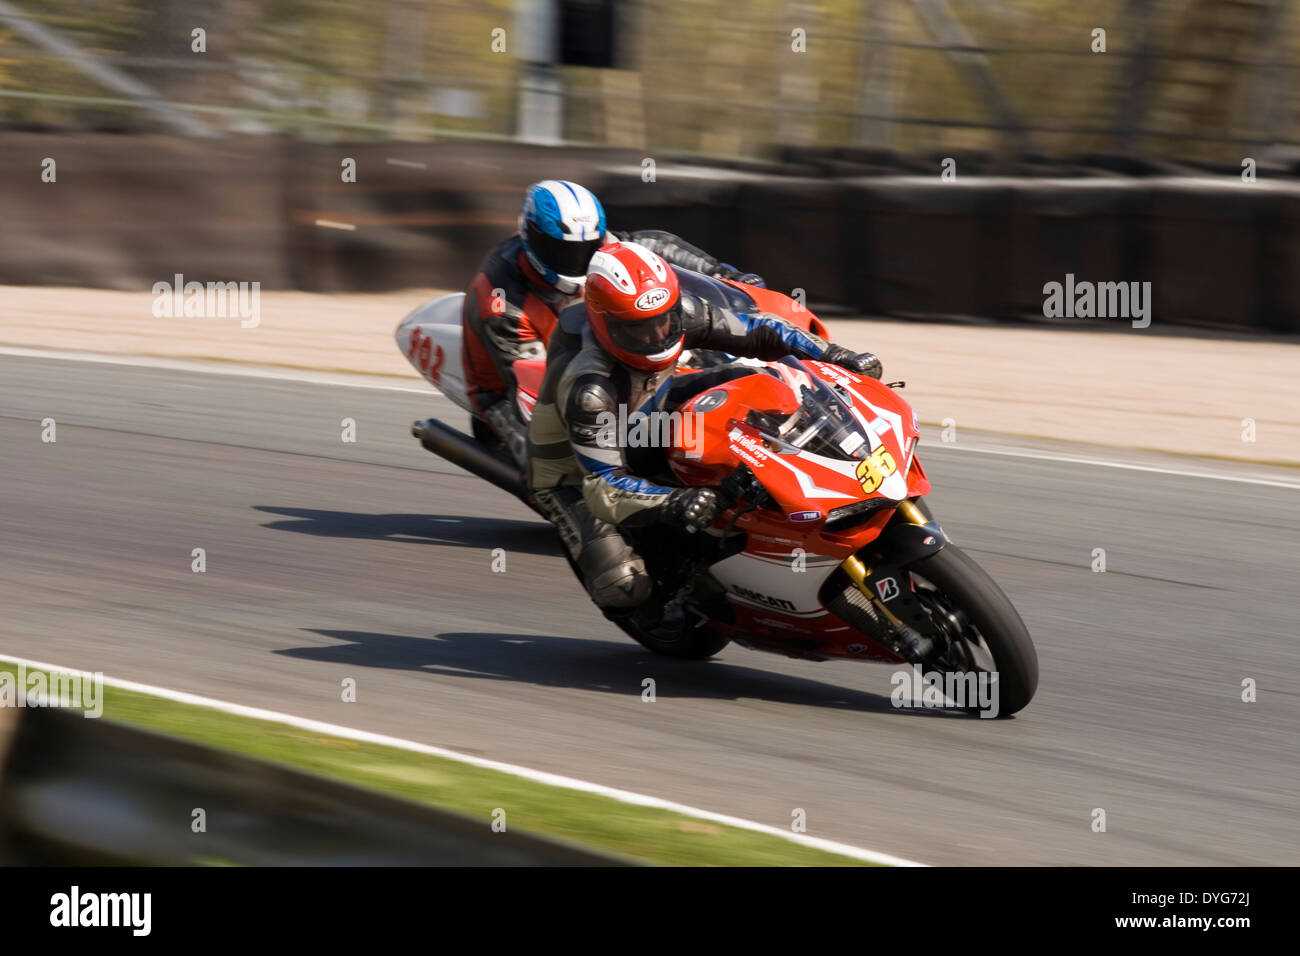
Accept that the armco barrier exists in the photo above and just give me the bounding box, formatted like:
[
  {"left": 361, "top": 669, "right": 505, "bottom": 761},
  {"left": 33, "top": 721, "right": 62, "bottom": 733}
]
[
  {"left": 0, "top": 133, "right": 293, "bottom": 290},
  {"left": 1005, "top": 180, "right": 1150, "bottom": 322},
  {"left": 849, "top": 176, "right": 1018, "bottom": 319},
  {"left": 0, "top": 706, "right": 626, "bottom": 866},
  {"left": 2, "top": 133, "right": 1298, "bottom": 332},
  {"left": 734, "top": 176, "right": 854, "bottom": 309},
  {"left": 1265, "top": 189, "right": 1300, "bottom": 328},
  {"left": 1146, "top": 179, "right": 1267, "bottom": 332}
]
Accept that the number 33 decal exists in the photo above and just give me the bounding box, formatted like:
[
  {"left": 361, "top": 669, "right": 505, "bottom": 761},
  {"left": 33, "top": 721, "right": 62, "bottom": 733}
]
[{"left": 855, "top": 444, "right": 897, "bottom": 494}]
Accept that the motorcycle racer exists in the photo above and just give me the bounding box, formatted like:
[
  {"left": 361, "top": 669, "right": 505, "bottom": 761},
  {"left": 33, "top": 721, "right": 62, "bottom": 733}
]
[
  {"left": 527, "top": 240, "right": 881, "bottom": 634},
  {"left": 462, "top": 180, "right": 763, "bottom": 466}
]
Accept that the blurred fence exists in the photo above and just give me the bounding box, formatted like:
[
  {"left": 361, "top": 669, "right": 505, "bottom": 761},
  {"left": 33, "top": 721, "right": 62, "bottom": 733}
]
[
  {"left": 0, "top": 705, "right": 626, "bottom": 865},
  {"left": 5, "top": 1, "right": 1299, "bottom": 331},
  {"left": 1, "top": 0, "right": 1298, "bottom": 165}
]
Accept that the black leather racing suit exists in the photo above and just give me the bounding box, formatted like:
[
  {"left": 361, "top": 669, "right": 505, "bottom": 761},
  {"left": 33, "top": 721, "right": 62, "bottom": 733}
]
[
  {"left": 462, "top": 230, "right": 751, "bottom": 468},
  {"left": 526, "top": 272, "right": 843, "bottom": 612}
]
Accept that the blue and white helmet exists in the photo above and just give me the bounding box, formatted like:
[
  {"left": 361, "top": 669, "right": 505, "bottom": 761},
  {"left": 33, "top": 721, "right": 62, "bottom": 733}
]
[{"left": 519, "top": 180, "right": 607, "bottom": 295}]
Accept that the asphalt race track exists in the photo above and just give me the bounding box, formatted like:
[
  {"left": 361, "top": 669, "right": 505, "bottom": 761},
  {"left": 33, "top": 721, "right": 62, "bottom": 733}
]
[{"left": 3, "top": 352, "right": 1297, "bottom": 866}]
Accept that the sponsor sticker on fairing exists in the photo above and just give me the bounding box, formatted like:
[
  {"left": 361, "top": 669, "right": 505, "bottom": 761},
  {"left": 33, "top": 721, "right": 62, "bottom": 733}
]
[{"left": 728, "top": 427, "right": 770, "bottom": 467}]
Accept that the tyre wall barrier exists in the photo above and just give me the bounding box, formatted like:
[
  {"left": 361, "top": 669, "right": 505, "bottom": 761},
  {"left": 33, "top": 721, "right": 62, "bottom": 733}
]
[{"left": 2, "top": 133, "right": 1296, "bottom": 332}]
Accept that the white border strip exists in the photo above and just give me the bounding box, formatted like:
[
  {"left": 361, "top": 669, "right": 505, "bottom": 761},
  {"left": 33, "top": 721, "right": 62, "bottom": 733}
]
[
  {"left": 5, "top": 346, "right": 1293, "bottom": 487},
  {"left": 0, "top": 346, "right": 437, "bottom": 395},
  {"left": 923, "top": 441, "right": 1300, "bottom": 490},
  {"left": 0, "top": 654, "right": 925, "bottom": 867},
  {"left": 6, "top": 347, "right": 1297, "bottom": 487}
]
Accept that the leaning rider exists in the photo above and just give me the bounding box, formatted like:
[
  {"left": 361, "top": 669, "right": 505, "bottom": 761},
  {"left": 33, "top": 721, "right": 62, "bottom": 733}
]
[
  {"left": 461, "top": 180, "right": 762, "bottom": 467},
  {"left": 527, "top": 240, "right": 881, "bottom": 636}
]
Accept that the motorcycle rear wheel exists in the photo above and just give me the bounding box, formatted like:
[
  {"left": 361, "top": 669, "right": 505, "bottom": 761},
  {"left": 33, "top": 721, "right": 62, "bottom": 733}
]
[
  {"left": 559, "top": 548, "right": 732, "bottom": 660},
  {"left": 617, "top": 618, "right": 732, "bottom": 660}
]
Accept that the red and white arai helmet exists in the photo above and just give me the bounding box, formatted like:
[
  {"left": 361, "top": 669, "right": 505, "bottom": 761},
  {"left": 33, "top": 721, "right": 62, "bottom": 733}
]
[{"left": 584, "top": 241, "right": 684, "bottom": 372}]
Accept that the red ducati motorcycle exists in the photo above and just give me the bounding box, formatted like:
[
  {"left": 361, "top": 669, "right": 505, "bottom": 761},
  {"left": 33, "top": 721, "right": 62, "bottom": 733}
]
[{"left": 398, "top": 272, "right": 1038, "bottom": 716}]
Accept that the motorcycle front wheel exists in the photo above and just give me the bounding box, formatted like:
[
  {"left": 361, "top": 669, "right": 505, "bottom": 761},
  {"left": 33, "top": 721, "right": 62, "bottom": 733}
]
[{"left": 906, "top": 544, "right": 1039, "bottom": 717}]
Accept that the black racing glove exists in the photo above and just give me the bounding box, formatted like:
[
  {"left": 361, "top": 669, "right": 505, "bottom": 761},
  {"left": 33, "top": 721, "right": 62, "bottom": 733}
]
[
  {"left": 821, "top": 344, "right": 883, "bottom": 380},
  {"left": 714, "top": 263, "right": 766, "bottom": 288},
  {"left": 662, "top": 487, "right": 720, "bottom": 532}
]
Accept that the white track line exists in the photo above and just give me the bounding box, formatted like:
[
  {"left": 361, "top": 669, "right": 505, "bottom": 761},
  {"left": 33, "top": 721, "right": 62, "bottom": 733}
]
[
  {"left": 0, "top": 654, "right": 925, "bottom": 867},
  {"left": 0, "top": 346, "right": 438, "bottom": 395},
  {"left": 922, "top": 441, "right": 1300, "bottom": 490},
  {"left": 5, "top": 346, "right": 1294, "bottom": 487}
]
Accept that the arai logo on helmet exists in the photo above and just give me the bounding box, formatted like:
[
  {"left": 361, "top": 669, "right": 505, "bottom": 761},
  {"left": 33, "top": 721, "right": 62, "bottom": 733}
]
[
  {"left": 633, "top": 288, "right": 671, "bottom": 312},
  {"left": 788, "top": 510, "right": 821, "bottom": 522}
]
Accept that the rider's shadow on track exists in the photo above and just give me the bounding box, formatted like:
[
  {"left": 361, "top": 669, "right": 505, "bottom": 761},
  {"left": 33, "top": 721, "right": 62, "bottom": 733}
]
[
  {"left": 254, "top": 506, "right": 562, "bottom": 557},
  {"left": 276, "top": 628, "right": 959, "bottom": 717}
]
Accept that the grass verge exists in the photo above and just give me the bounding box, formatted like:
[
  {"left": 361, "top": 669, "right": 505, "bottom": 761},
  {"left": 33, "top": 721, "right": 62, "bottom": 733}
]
[{"left": 0, "top": 661, "right": 881, "bottom": 866}]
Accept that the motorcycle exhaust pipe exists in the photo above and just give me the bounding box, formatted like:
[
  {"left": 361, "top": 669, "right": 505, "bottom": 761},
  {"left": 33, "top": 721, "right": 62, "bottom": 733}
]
[{"left": 411, "top": 418, "right": 527, "bottom": 500}]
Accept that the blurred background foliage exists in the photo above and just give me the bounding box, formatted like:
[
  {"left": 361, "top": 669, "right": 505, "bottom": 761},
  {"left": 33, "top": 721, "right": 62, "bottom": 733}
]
[{"left": 1, "top": 0, "right": 1296, "bottom": 163}]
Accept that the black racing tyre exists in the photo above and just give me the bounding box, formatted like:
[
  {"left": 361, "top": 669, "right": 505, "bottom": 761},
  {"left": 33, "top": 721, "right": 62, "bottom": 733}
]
[
  {"left": 560, "top": 549, "right": 731, "bottom": 660},
  {"left": 907, "top": 544, "right": 1039, "bottom": 717},
  {"left": 616, "top": 618, "right": 732, "bottom": 660}
]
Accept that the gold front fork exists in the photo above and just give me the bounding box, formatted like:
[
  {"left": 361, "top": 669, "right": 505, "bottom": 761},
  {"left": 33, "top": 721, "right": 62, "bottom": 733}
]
[
  {"left": 839, "top": 499, "right": 926, "bottom": 628},
  {"left": 841, "top": 553, "right": 908, "bottom": 630},
  {"left": 895, "top": 498, "right": 927, "bottom": 526}
]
